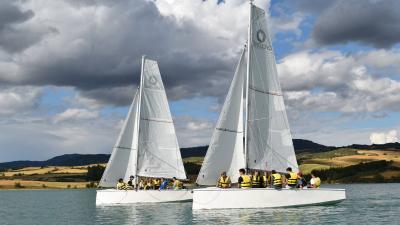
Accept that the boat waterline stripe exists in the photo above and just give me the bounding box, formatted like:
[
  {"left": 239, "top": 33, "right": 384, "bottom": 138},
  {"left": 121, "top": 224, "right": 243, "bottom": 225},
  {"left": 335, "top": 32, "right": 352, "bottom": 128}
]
[
  {"left": 216, "top": 127, "right": 243, "bottom": 133},
  {"left": 141, "top": 118, "right": 173, "bottom": 123},
  {"left": 249, "top": 86, "right": 282, "bottom": 96}
]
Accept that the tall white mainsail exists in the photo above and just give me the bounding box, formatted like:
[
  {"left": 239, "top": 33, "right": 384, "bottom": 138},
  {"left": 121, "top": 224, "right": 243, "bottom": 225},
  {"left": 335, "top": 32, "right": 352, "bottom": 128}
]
[
  {"left": 136, "top": 59, "right": 186, "bottom": 179},
  {"left": 196, "top": 49, "right": 247, "bottom": 185},
  {"left": 197, "top": 2, "right": 297, "bottom": 185},
  {"left": 246, "top": 4, "right": 298, "bottom": 172},
  {"left": 99, "top": 56, "right": 186, "bottom": 187}
]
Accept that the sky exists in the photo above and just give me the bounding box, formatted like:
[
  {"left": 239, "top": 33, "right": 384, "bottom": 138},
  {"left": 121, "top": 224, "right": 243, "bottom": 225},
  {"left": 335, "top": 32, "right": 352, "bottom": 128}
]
[{"left": 0, "top": 0, "right": 400, "bottom": 162}]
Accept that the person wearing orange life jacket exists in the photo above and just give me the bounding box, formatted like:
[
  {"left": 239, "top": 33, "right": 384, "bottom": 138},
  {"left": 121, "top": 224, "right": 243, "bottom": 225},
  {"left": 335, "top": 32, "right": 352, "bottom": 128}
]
[
  {"left": 252, "top": 170, "right": 262, "bottom": 188},
  {"left": 238, "top": 168, "right": 251, "bottom": 189},
  {"left": 217, "top": 171, "right": 231, "bottom": 188},
  {"left": 285, "top": 167, "right": 298, "bottom": 188},
  {"left": 270, "top": 170, "right": 282, "bottom": 189}
]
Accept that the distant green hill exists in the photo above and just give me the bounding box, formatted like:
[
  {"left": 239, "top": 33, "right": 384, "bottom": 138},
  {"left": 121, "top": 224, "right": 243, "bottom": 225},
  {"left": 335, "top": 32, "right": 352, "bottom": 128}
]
[{"left": 1, "top": 139, "right": 399, "bottom": 171}]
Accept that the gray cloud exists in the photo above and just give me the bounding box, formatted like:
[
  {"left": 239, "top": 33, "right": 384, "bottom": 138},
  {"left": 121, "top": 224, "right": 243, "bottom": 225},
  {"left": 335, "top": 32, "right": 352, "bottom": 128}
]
[
  {"left": 0, "top": 0, "right": 237, "bottom": 106},
  {"left": 0, "top": 1, "right": 52, "bottom": 53},
  {"left": 312, "top": 0, "right": 400, "bottom": 48}
]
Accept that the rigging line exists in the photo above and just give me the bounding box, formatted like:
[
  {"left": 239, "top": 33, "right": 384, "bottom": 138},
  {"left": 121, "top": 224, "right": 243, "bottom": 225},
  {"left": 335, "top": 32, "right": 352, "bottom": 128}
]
[
  {"left": 216, "top": 127, "right": 243, "bottom": 133},
  {"left": 140, "top": 118, "right": 173, "bottom": 123},
  {"left": 265, "top": 141, "right": 298, "bottom": 169}
]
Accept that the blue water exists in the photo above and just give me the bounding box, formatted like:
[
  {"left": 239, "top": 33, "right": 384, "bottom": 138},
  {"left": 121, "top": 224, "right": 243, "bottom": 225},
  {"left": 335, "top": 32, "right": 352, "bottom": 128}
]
[{"left": 0, "top": 184, "right": 399, "bottom": 225}]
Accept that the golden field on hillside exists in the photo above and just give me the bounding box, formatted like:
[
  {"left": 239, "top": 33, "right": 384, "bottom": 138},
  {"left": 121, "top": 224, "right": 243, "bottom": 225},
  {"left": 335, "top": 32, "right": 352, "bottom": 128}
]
[{"left": 299, "top": 149, "right": 400, "bottom": 179}]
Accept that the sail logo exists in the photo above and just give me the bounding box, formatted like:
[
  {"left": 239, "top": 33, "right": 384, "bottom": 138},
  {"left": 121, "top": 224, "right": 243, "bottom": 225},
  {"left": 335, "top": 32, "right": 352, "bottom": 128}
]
[
  {"left": 253, "top": 29, "right": 272, "bottom": 51},
  {"left": 256, "top": 29, "right": 266, "bottom": 43}
]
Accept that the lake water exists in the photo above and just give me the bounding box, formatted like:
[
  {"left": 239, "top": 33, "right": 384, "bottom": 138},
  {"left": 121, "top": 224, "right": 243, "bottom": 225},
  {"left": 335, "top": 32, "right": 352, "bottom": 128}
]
[{"left": 1, "top": 183, "right": 399, "bottom": 225}]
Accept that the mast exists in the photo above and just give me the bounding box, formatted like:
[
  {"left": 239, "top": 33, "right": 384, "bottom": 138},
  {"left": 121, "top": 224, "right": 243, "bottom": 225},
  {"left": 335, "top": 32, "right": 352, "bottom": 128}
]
[
  {"left": 135, "top": 55, "right": 145, "bottom": 189},
  {"left": 244, "top": 0, "right": 253, "bottom": 171}
]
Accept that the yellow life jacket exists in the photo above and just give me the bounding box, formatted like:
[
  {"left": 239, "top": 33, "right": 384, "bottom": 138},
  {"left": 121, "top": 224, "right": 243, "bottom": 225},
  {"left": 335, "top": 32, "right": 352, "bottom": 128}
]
[
  {"left": 240, "top": 175, "right": 251, "bottom": 188},
  {"left": 288, "top": 172, "right": 298, "bottom": 185},
  {"left": 315, "top": 177, "right": 321, "bottom": 188},
  {"left": 219, "top": 176, "right": 231, "bottom": 188},
  {"left": 153, "top": 179, "right": 161, "bottom": 187},
  {"left": 174, "top": 180, "right": 182, "bottom": 190},
  {"left": 262, "top": 175, "right": 267, "bottom": 187},
  {"left": 252, "top": 175, "right": 261, "bottom": 187},
  {"left": 116, "top": 182, "right": 127, "bottom": 190},
  {"left": 272, "top": 173, "right": 282, "bottom": 186}
]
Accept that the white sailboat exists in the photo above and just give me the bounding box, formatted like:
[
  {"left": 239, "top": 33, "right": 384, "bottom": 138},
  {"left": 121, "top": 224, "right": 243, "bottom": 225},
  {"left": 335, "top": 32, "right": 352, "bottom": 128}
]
[
  {"left": 96, "top": 56, "right": 192, "bottom": 205},
  {"left": 192, "top": 1, "right": 345, "bottom": 209}
]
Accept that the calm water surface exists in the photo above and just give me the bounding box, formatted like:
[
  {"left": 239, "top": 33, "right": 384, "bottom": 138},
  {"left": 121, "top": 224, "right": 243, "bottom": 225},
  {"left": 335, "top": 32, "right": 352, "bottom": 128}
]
[{"left": 0, "top": 184, "right": 399, "bottom": 225}]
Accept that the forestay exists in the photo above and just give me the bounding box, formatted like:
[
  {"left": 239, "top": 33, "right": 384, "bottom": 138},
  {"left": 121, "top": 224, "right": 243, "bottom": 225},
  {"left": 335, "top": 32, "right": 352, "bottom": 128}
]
[
  {"left": 136, "top": 59, "right": 186, "bottom": 179},
  {"left": 99, "top": 90, "right": 140, "bottom": 187},
  {"left": 246, "top": 5, "right": 298, "bottom": 172},
  {"left": 196, "top": 49, "right": 247, "bottom": 185}
]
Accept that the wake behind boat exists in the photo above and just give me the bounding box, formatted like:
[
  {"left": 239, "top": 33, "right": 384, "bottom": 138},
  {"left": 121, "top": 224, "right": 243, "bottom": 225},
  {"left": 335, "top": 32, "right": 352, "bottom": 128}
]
[
  {"left": 96, "top": 56, "right": 192, "bottom": 205},
  {"left": 193, "top": 1, "right": 345, "bottom": 210}
]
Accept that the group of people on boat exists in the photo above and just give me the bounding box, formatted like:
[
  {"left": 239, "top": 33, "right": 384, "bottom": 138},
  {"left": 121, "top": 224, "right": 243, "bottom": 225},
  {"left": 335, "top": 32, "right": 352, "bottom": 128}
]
[
  {"left": 217, "top": 167, "right": 321, "bottom": 189},
  {"left": 117, "top": 176, "right": 184, "bottom": 190}
]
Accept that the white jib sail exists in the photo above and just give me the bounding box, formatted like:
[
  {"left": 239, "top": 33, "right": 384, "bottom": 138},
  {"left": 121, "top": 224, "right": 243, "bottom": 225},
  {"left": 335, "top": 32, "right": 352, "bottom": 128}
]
[
  {"left": 196, "top": 49, "right": 247, "bottom": 185},
  {"left": 246, "top": 5, "right": 298, "bottom": 173},
  {"left": 99, "top": 90, "right": 140, "bottom": 187},
  {"left": 136, "top": 58, "right": 186, "bottom": 179}
]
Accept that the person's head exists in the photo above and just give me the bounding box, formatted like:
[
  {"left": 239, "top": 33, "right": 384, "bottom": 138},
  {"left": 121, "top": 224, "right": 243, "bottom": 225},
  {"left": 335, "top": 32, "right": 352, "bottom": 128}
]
[
  {"left": 254, "top": 170, "right": 259, "bottom": 176},
  {"left": 239, "top": 168, "right": 246, "bottom": 175},
  {"left": 118, "top": 178, "right": 123, "bottom": 183},
  {"left": 297, "top": 172, "right": 302, "bottom": 177},
  {"left": 221, "top": 171, "right": 227, "bottom": 177},
  {"left": 311, "top": 173, "right": 316, "bottom": 178},
  {"left": 286, "top": 167, "right": 292, "bottom": 172},
  {"left": 173, "top": 177, "right": 177, "bottom": 181},
  {"left": 271, "top": 170, "right": 276, "bottom": 174},
  {"left": 129, "top": 175, "right": 134, "bottom": 180}
]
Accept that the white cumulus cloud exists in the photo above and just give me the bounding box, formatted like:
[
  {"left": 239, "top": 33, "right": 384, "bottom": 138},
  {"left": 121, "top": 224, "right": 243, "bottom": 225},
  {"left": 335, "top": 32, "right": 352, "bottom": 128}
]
[
  {"left": 370, "top": 130, "right": 398, "bottom": 144},
  {"left": 53, "top": 108, "right": 99, "bottom": 123}
]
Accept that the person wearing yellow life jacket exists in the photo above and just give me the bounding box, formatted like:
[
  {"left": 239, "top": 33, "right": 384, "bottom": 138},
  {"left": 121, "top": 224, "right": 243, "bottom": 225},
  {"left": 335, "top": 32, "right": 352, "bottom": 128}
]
[
  {"left": 286, "top": 167, "right": 298, "bottom": 188},
  {"left": 116, "top": 178, "right": 128, "bottom": 190},
  {"left": 262, "top": 172, "right": 268, "bottom": 188},
  {"left": 153, "top": 178, "right": 161, "bottom": 189},
  {"left": 238, "top": 168, "right": 251, "bottom": 189},
  {"left": 172, "top": 177, "right": 183, "bottom": 190},
  {"left": 310, "top": 173, "right": 321, "bottom": 188},
  {"left": 217, "top": 171, "right": 231, "bottom": 188},
  {"left": 270, "top": 170, "right": 282, "bottom": 189},
  {"left": 252, "top": 170, "right": 262, "bottom": 188}
]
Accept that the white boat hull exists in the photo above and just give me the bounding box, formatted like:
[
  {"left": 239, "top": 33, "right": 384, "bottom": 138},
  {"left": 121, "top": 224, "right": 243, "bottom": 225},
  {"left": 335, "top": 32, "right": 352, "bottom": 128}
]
[
  {"left": 96, "top": 189, "right": 193, "bottom": 205},
  {"left": 192, "top": 187, "right": 346, "bottom": 209}
]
